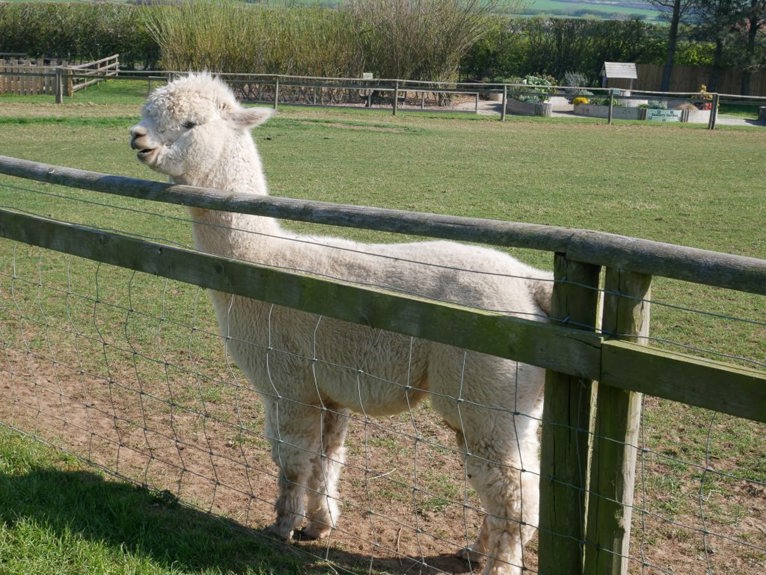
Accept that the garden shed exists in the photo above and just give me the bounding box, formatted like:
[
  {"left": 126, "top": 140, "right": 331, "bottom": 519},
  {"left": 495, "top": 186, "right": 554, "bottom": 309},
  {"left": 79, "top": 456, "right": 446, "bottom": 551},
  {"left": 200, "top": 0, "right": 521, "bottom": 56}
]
[{"left": 601, "top": 61, "right": 638, "bottom": 90}]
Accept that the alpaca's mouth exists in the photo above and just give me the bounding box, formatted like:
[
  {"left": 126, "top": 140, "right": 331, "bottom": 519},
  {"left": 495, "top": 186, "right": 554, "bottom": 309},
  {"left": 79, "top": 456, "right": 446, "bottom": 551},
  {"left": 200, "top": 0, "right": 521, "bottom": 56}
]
[{"left": 136, "top": 148, "right": 155, "bottom": 161}]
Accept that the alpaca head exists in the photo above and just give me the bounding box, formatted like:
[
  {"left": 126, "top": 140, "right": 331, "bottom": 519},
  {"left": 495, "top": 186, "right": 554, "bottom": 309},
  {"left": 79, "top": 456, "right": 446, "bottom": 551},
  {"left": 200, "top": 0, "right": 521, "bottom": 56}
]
[{"left": 130, "top": 73, "right": 273, "bottom": 184}]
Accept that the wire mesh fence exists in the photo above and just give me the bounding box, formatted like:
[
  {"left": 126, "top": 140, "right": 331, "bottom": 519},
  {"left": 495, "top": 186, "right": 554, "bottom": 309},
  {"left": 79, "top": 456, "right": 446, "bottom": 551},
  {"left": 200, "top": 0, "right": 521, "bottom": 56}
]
[{"left": 0, "top": 159, "right": 764, "bottom": 574}]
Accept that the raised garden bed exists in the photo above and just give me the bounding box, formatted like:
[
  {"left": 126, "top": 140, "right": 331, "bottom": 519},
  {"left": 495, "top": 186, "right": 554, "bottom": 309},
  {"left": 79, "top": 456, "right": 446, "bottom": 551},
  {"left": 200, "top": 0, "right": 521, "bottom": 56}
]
[
  {"left": 506, "top": 98, "right": 553, "bottom": 117},
  {"left": 573, "top": 104, "right": 642, "bottom": 120}
]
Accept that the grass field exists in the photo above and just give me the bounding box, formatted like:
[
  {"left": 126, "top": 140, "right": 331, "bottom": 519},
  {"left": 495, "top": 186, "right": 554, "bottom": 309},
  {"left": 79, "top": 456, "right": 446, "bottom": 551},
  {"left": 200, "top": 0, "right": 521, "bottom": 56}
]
[{"left": 0, "top": 78, "right": 764, "bottom": 574}]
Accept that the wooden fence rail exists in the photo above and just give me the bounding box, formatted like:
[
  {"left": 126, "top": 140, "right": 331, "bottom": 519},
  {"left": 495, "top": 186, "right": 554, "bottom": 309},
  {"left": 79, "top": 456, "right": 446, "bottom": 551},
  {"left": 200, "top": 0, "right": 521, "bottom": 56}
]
[
  {"left": 4, "top": 67, "right": 766, "bottom": 127},
  {"left": 0, "top": 155, "right": 764, "bottom": 575},
  {"left": 0, "top": 54, "right": 118, "bottom": 100}
]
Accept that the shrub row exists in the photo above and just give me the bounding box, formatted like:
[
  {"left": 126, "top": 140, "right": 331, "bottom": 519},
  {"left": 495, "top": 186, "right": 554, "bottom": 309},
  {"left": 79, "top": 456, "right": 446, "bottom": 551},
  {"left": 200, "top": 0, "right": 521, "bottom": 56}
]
[
  {"left": 0, "top": 1, "right": 678, "bottom": 83},
  {"left": 146, "top": 0, "right": 494, "bottom": 81},
  {"left": 463, "top": 17, "right": 668, "bottom": 85},
  {"left": 0, "top": 3, "right": 159, "bottom": 69}
]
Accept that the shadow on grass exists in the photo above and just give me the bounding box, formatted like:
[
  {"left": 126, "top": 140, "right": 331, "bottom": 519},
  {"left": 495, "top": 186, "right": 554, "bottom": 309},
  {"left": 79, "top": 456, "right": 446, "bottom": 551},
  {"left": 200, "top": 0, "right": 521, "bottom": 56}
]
[
  {"left": 0, "top": 466, "right": 303, "bottom": 573},
  {"left": 0, "top": 465, "right": 472, "bottom": 574}
]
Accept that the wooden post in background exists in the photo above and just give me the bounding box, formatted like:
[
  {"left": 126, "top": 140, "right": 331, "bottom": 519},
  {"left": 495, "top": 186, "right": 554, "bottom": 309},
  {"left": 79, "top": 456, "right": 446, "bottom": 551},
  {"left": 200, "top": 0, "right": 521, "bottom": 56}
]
[
  {"left": 707, "top": 93, "right": 719, "bottom": 130},
  {"left": 274, "top": 76, "right": 280, "bottom": 110},
  {"left": 55, "top": 67, "right": 64, "bottom": 104},
  {"left": 538, "top": 254, "right": 601, "bottom": 575},
  {"left": 501, "top": 84, "right": 507, "bottom": 121},
  {"left": 584, "top": 269, "right": 651, "bottom": 575}
]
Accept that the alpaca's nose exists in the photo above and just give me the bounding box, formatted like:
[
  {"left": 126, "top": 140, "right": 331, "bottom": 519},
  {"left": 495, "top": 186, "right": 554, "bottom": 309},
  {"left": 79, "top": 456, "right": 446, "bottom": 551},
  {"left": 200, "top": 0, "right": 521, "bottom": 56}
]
[{"left": 129, "top": 125, "right": 147, "bottom": 148}]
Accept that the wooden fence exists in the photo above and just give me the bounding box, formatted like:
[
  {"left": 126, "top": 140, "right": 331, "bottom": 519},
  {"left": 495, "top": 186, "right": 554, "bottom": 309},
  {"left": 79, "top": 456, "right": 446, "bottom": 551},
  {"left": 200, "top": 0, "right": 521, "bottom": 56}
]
[
  {"left": 634, "top": 63, "right": 766, "bottom": 97},
  {"left": 0, "top": 55, "right": 66, "bottom": 95},
  {"left": 0, "top": 54, "right": 118, "bottom": 99},
  {"left": 0, "top": 155, "right": 764, "bottom": 575}
]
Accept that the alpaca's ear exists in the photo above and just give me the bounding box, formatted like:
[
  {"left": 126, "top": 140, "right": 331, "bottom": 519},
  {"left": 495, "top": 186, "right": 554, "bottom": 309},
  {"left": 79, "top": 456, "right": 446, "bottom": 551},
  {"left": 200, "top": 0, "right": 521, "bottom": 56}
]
[{"left": 230, "top": 107, "right": 274, "bottom": 129}]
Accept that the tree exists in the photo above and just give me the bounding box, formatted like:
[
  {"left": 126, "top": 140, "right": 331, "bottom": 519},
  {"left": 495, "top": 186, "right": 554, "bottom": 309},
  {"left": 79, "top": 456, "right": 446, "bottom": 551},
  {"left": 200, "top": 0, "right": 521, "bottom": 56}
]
[
  {"left": 690, "top": 0, "right": 766, "bottom": 93},
  {"left": 735, "top": 0, "right": 766, "bottom": 94},
  {"left": 648, "top": 0, "right": 698, "bottom": 90}
]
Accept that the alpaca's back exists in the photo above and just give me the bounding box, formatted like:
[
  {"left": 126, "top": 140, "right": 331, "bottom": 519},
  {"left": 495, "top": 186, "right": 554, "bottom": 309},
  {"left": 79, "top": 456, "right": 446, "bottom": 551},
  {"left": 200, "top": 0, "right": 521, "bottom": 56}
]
[{"left": 229, "top": 228, "right": 551, "bottom": 318}]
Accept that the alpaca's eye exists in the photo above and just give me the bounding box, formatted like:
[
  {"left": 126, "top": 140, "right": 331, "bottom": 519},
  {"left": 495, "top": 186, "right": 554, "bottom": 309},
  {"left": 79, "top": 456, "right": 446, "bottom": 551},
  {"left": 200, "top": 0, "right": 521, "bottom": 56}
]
[{"left": 182, "top": 120, "right": 197, "bottom": 130}]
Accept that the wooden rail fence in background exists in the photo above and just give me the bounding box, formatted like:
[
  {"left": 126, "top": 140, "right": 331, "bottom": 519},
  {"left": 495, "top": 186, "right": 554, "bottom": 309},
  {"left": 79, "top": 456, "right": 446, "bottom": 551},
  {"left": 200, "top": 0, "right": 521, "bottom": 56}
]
[{"left": 0, "top": 54, "right": 118, "bottom": 100}]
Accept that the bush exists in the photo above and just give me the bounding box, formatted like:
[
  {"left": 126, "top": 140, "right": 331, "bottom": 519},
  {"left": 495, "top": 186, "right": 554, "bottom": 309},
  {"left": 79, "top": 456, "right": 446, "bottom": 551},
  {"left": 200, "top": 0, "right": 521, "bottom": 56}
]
[
  {"left": 508, "top": 74, "right": 554, "bottom": 103},
  {"left": 348, "top": 0, "right": 496, "bottom": 81},
  {"left": 460, "top": 16, "right": 666, "bottom": 82},
  {"left": 145, "top": 1, "right": 361, "bottom": 77},
  {"left": 146, "top": 0, "right": 494, "bottom": 81},
  {"left": 0, "top": 3, "right": 158, "bottom": 69}
]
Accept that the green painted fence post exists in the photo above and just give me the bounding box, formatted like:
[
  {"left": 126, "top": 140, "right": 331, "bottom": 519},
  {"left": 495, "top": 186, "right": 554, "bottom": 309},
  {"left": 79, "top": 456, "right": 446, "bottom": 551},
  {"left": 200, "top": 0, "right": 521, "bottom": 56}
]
[
  {"left": 584, "top": 269, "right": 651, "bottom": 575},
  {"left": 538, "top": 254, "right": 601, "bottom": 575}
]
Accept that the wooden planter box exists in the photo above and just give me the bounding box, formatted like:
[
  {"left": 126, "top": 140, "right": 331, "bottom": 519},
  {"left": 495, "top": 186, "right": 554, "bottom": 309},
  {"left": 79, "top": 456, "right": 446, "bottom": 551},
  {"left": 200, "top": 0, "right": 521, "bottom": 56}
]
[
  {"left": 573, "top": 104, "right": 642, "bottom": 120},
  {"left": 682, "top": 108, "right": 712, "bottom": 123},
  {"left": 507, "top": 98, "right": 553, "bottom": 117}
]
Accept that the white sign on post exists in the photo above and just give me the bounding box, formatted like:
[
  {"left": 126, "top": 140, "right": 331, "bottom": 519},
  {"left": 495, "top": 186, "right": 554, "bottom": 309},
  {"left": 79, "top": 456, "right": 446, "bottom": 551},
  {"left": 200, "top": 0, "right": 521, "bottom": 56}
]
[{"left": 645, "top": 108, "right": 682, "bottom": 122}]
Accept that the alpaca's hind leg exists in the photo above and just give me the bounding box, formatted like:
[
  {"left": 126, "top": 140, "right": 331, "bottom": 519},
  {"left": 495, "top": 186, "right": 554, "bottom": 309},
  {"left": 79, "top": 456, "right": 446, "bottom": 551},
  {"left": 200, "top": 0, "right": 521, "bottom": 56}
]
[
  {"left": 465, "top": 457, "right": 525, "bottom": 575},
  {"left": 265, "top": 399, "right": 323, "bottom": 541},
  {"left": 463, "top": 437, "right": 540, "bottom": 575},
  {"left": 300, "top": 406, "right": 350, "bottom": 540}
]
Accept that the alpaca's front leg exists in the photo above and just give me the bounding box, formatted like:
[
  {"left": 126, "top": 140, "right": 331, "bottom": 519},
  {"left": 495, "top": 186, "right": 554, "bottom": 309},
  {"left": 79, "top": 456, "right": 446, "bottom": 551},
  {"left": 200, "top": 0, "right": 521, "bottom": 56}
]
[
  {"left": 265, "top": 400, "right": 321, "bottom": 541},
  {"left": 271, "top": 463, "right": 310, "bottom": 540},
  {"left": 301, "top": 406, "right": 350, "bottom": 540}
]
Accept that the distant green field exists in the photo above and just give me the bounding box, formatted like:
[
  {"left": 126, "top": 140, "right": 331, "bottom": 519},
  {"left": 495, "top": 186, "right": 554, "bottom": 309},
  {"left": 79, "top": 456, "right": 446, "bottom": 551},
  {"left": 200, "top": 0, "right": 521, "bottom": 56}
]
[
  {"left": 519, "top": 0, "right": 660, "bottom": 20},
  {"left": 2, "top": 0, "right": 663, "bottom": 21}
]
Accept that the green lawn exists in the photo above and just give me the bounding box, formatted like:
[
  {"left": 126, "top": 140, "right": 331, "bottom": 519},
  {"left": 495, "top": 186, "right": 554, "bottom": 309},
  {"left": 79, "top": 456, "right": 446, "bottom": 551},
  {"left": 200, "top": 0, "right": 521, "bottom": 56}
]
[
  {"left": 0, "top": 428, "right": 321, "bottom": 575},
  {"left": 0, "top": 78, "right": 764, "bottom": 574}
]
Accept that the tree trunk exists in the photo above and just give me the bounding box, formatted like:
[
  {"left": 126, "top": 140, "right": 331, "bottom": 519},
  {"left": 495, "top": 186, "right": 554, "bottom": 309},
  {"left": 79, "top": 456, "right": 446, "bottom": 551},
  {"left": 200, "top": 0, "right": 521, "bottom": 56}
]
[
  {"left": 708, "top": 38, "right": 725, "bottom": 92},
  {"left": 661, "top": 0, "right": 683, "bottom": 91}
]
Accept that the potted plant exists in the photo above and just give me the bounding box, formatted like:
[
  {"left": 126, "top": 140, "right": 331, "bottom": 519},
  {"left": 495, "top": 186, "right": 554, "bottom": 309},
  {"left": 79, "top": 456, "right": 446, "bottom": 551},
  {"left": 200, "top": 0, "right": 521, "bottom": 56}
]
[
  {"left": 693, "top": 84, "right": 714, "bottom": 110},
  {"left": 507, "top": 75, "right": 554, "bottom": 116}
]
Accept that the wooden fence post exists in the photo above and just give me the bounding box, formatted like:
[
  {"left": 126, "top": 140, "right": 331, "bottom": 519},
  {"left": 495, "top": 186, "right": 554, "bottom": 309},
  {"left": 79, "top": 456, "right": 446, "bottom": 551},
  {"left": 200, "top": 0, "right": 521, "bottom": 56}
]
[
  {"left": 274, "top": 76, "right": 280, "bottom": 110},
  {"left": 55, "top": 67, "right": 64, "bottom": 104},
  {"left": 501, "top": 84, "right": 507, "bottom": 121},
  {"left": 538, "top": 254, "right": 601, "bottom": 575},
  {"left": 393, "top": 80, "right": 400, "bottom": 115},
  {"left": 707, "top": 93, "right": 719, "bottom": 130},
  {"left": 584, "top": 269, "right": 651, "bottom": 575}
]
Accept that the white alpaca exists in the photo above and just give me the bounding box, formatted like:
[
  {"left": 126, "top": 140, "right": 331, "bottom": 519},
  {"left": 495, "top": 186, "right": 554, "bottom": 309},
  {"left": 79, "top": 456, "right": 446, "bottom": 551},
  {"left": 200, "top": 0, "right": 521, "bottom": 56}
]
[{"left": 130, "top": 73, "right": 552, "bottom": 575}]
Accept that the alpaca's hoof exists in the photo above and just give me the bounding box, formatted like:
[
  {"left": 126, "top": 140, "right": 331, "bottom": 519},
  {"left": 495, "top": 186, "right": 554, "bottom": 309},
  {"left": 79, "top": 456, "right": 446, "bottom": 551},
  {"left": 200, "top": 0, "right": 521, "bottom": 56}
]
[
  {"left": 295, "top": 524, "right": 332, "bottom": 541},
  {"left": 293, "top": 528, "right": 318, "bottom": 542},
  {"left": 266, "top": 523, "right": 294, "bottom": 542},
  {"left": 458, "top": 545, "right": 486, "bottom": 564}
]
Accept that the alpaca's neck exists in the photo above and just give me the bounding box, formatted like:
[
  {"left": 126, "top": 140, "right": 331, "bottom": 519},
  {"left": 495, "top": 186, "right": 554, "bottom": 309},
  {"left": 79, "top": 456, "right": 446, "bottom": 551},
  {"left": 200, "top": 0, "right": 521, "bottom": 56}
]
[
  {"left": 180, "top": 135, "right": 283, "bottom": 260},
  {"left": 189, "top": 207, "right": 282, "bottom": 262}
]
